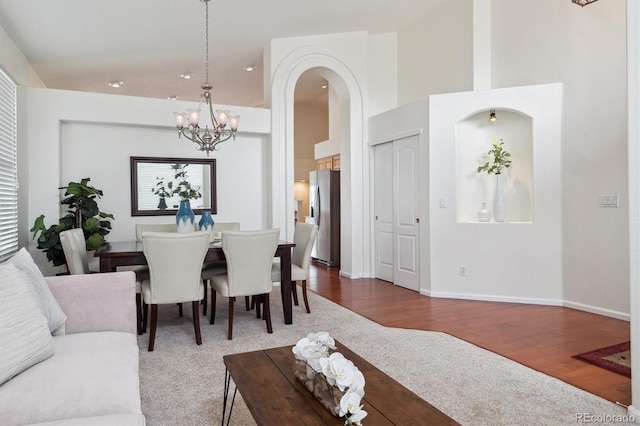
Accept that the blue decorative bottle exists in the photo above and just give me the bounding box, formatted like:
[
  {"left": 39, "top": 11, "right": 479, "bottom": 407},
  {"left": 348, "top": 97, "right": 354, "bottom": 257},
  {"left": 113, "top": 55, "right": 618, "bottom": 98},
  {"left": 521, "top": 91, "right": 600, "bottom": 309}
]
[
  {"left": 176, "top": 200, "right": 195, "bottom": 232},
  {"left": 199, "top": 210, "right": 214, "bottom": 232}
]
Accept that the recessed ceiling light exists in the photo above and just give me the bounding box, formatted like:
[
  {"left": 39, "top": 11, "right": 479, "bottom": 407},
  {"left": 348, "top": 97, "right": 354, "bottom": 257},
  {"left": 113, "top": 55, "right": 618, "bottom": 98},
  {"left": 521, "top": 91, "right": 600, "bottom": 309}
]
[
  {"left": 243, "top": 65, "right": 254, "bottom": 72},
  {"left": 321, "top": 84, "right": 328, "bottom": 89},
  {"left": 108, "top": 81, "right": 124, "bottom": 88},
  {"left": 167, "top": 95, "right": 178, "bottom": 101},
  {"left": 180, "top": 73, "right": 193, "bottom": 80}
]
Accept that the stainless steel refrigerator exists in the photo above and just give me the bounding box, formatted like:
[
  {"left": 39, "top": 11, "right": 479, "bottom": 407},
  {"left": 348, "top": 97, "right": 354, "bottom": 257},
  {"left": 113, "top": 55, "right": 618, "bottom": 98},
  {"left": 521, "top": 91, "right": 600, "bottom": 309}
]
[{"left": 308, "top": 169, "right": 340, "bottom": 266}]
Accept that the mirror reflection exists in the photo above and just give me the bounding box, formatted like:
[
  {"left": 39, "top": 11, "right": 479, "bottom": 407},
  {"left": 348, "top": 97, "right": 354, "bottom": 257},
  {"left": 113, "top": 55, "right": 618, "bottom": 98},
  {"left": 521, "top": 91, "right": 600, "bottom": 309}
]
[{"left": 130, "top": 156, "right": 217, "bottom": 216}]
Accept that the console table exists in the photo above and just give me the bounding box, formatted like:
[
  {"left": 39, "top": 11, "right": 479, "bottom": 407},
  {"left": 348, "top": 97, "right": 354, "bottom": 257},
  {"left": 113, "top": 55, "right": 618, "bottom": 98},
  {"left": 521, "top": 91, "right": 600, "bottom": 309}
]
[{"left": 222, "top": 340, "right": 459, "bottom": 425}]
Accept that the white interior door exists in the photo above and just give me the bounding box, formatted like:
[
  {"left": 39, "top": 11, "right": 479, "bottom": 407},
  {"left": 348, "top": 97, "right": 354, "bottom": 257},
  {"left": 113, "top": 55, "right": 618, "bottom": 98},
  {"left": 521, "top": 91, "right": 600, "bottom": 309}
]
[
  {"left": 374, "top": 143, "right": 394, "bottom": 282},
  {"left": 393, "top": 136, "right": 420, "bottom": 291},
  {"left": 373, "top": 136, "right": 420, "bottom": 290}
]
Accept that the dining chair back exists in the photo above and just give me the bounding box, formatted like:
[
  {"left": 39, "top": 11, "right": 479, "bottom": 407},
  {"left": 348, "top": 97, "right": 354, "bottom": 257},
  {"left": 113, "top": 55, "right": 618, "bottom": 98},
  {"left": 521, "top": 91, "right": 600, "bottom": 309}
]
[
  {"left": 59, "top": 228, "right": 90, "bottom": 275},
  {"left": 131, "top": 223, "right": 177, "bottom": 333},
  {"left": 199, "top": 222, "right": 240, "bottom": 315},
  {"left": 271, "top": 222, "right": 318, "bottom": 313},
  {"left": 213, "top": 222, "right": 240, "bottom": 234},
  {"left": 135, "top": 223, "right": 176, "bottom": 241},
  {"left": 208, "top": 229, "right": 279, "bottom": 339},
  {"left": 141, "top": 230, "right": 210, "bottom": 351}
]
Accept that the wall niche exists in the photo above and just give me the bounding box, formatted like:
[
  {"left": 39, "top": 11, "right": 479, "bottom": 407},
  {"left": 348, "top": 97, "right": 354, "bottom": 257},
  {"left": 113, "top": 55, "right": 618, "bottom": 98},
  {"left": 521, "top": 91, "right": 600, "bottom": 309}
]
[{"left": 456, "top": 109, "right": 533, "bottom": 223}]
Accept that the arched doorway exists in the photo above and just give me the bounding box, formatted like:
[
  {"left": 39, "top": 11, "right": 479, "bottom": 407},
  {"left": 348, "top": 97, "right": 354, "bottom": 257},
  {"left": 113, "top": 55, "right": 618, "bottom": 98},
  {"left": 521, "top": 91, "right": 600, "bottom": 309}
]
[{"left": 268, "top": 49, "right": 368, "bottom": 278}]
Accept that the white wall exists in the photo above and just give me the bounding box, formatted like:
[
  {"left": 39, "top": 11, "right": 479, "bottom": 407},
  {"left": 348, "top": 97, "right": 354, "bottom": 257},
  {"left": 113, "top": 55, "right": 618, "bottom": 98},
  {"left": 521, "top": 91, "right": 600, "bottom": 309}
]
[
  {"left": 23, "top": 87, "right": 270, "bottom": 276},
  {"left": 0, "top": 25, "right": 44, "bottom": 89},
  {"left": 294, "top": 100, "right": 327, "bottom": 181},
  {"left": 430, "top": 84, "right": 563, "bottom": 306},
  {"left": 397, "top": 0, "right": 473, "bottom": 104},
  {"left": 627, "top": 0, "right": 640, "bottom": 415},
  {"left": 491, "top": 0, "right": 629, "bottom": 316}
]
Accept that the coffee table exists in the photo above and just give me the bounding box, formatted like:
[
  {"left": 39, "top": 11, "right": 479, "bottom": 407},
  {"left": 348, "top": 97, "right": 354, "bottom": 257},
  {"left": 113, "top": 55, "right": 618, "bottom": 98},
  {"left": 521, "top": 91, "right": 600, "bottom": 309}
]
[{"left": 222, "top": 340, "right": 459, "bottom": 425}]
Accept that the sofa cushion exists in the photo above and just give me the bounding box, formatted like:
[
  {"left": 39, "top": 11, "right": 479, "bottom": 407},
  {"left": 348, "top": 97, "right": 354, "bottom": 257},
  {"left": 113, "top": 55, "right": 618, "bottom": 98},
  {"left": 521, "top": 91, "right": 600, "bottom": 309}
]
[
  {"left": 30, "top": 413, "right": 146, "bottom": 425},
  {"left": 0, "top": 331, "right": 142, "bottom": 425},
  {"left": 0, "top": 263, "right": 55, "bottom": 386},
  {"left": 2, "top": 248, "right": 67, "bottom": 334}
]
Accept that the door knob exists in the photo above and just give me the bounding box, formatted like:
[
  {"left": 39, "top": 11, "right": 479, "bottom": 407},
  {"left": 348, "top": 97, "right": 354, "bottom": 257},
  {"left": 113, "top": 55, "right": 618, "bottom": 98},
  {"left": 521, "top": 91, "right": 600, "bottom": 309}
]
[{"left": 416, "top": 218, "right": 420, "bottom": 223}]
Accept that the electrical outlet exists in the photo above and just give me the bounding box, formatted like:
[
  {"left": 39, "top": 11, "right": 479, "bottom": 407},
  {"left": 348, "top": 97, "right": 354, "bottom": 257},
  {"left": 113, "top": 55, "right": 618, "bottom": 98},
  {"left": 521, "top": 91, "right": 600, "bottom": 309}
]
[
  {"left": 440, "top": 198, "right": 447, "bottom": 208},
  {"left": 599, "top": 195, "right": 619, "bottom": 207},
  {"left": 459, "top": 266, "right": 466, "bottom": 276}
]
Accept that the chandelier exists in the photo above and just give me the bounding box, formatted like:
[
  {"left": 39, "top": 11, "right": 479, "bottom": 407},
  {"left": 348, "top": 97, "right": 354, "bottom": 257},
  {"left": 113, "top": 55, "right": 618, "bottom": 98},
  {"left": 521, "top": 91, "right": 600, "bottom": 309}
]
[
  {"left": 571, "top": 0, "right": 598, "bottom": 6},
  {"left": 173, "top": 0, "right": 239, "bottom": 156}
]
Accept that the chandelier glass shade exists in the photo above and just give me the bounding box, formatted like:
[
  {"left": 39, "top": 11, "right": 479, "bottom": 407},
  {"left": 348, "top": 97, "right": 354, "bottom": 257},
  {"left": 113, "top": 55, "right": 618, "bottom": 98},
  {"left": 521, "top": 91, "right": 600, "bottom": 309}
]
[{"left": 174, "top": 0, "right": 239, "bottom": 156}]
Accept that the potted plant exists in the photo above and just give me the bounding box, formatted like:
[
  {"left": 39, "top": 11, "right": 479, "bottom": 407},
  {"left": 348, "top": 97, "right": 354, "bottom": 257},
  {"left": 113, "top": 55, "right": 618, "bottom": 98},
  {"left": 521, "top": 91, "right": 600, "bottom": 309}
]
[{"left": 30, "top": 178, "right": 114, "bottom": 267}]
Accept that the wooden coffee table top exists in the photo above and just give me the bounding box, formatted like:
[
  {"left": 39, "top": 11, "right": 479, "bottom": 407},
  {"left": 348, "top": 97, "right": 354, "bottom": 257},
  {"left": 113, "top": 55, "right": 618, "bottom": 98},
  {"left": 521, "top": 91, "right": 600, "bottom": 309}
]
[{"left": 223, "top": 340, "right": 459, "bottom": 425}]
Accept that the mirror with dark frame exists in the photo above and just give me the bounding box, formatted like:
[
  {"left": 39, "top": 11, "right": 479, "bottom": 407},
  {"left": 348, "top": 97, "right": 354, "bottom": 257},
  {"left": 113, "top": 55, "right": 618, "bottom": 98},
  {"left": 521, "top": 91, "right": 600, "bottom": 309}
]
[{"left": 130, "top": 156, "right": 217, "bottom": 216}]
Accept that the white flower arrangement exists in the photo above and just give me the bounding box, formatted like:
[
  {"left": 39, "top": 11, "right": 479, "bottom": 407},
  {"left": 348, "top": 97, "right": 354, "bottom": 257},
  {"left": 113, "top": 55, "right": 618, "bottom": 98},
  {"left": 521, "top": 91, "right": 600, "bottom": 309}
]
[{"left": 292, "top": 332, "right": 367, "bottom": 425}]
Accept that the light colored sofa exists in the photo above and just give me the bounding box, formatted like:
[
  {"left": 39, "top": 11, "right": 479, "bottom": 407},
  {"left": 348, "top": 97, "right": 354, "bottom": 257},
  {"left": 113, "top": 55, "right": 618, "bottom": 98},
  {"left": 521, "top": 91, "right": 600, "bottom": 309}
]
[{"left": 0, "top": 270, "right": 145, "bottom": 425}]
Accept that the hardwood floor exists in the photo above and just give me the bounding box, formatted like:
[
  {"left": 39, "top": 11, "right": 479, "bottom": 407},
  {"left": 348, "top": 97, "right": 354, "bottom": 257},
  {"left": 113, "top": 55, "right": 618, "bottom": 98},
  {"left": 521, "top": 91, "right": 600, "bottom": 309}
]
[{"left": 305, "top": 262, "right": 631, "bottom": 406}]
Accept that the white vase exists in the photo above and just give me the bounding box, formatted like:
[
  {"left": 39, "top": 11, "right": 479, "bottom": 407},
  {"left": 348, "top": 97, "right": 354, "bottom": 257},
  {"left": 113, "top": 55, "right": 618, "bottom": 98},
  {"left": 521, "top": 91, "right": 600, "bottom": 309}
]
[
  {"left": 493, "top": 174, "right": 506, "bottom": 222},
  {"left": 477, "top": 202, "right": 491, "bottom": 222}
]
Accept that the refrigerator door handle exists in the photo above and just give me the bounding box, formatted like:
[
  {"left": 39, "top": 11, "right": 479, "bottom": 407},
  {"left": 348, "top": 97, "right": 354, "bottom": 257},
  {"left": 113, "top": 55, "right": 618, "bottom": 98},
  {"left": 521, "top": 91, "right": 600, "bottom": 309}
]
[{"left": 316, "top": 186, "right": 321, "bottom": 227}]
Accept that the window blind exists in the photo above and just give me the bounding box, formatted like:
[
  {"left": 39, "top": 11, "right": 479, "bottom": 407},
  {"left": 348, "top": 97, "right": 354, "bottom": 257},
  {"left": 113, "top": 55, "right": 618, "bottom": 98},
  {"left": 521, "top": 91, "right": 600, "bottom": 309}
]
[{"left": 0, "top": 68, "right": 18, "bottom": 261}]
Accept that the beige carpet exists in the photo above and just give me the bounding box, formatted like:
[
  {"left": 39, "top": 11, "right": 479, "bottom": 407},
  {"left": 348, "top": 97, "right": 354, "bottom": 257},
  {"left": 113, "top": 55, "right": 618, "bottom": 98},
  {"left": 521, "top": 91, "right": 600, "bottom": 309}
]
[{"left": 138, "top": 290, "right": 632, "bottom": 425}]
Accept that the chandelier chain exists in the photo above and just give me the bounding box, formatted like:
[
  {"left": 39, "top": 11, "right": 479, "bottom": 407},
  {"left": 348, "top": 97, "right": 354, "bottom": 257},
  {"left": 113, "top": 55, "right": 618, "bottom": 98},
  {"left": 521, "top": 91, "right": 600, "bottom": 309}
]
[{"left": 205, "top": 0, "right": 209, "bottom": 84}]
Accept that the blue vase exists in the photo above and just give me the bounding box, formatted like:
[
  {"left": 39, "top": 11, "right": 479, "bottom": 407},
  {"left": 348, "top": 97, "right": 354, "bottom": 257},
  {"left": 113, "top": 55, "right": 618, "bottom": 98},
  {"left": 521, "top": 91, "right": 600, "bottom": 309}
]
[
  {"left": 176, "top": 200, "right": 195, "bottom": 232},
  {"left": 157, "top": 197, "right": 168, "bottom": 210},
  {"left": 199, "top": 210, "right": 214, "bottom": 232}
]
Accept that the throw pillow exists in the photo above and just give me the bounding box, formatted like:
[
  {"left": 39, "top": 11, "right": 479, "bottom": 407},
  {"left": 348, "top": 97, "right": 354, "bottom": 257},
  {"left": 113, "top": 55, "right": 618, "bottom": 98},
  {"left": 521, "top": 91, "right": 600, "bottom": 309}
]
[
  {"left": 2, "top": 248, "right": 67, "bottom": 334},
  {"left": 0, "top": 263, "right": 55, "bottom": 385}
]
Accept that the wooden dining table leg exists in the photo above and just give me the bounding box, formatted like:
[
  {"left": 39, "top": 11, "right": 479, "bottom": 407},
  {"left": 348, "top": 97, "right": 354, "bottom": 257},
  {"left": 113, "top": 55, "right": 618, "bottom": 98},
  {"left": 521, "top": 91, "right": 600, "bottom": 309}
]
[{"left": 279, "top": 247, "right": 293, "bottom": 325}]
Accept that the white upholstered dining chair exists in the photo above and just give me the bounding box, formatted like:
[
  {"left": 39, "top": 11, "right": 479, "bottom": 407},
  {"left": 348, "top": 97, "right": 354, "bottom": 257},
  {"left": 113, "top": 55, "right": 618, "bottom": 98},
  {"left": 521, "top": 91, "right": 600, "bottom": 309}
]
[
  {"left": 124, "top": 223, "right": 177, "bottom": 332},
  {"left": 207, "top": 229, "right": 279, "bottom": 340},
  {"left": 135, "top": 223, "right": 176, "bottom": 241},
  {"left": 59, "top": 228, "right": 91, "bottom": 275},
  {"left": 200, "top": 222, "right": 240, "bottom": 315},
  {"left": 140, "top": 230, "right": 210, "bottom": 351},
  {"left": 271, "top": 222, "right": 318, "bottom": 313},
  {"left": 59, "top": 228, "right": 100, "bottom": 274}
]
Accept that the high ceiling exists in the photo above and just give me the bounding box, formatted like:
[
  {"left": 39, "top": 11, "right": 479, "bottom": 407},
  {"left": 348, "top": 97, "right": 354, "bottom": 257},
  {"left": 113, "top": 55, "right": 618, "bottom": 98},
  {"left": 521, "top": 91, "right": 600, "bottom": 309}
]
[{"left": 0, "top": 0, "right": 445, "bottom": 108}]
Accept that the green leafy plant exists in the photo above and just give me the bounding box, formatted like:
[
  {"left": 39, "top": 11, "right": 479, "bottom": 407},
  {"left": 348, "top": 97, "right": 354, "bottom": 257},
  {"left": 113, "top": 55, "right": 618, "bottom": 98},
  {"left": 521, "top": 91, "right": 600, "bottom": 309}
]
[
  {"left": 151, "top": 177, "right": 173, "bottom": 199},
  {"left": 477, "top": 137, "right": 512, "bottom": 175},
  {"left": 170, "top": 163, "right": 202, "bottom": 201},
  {"left": 30, "top": 178, "right": 114, "bottom": 267}
]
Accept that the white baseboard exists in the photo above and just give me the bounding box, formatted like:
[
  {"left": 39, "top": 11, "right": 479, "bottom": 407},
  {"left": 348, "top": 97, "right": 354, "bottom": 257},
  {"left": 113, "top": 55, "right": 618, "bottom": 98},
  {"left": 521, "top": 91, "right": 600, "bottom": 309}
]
[
  {"left": 563, "top": 300, "right": 630, "bottom": 321},
  {"left": 419, "top": 289, "right": 563, "bottom": 307},
  {"left": 340, "top": 270, "right": 364, "bottom": 279},
  {"left": 417, "top": 289, "right": 629, "bottom": 321}
]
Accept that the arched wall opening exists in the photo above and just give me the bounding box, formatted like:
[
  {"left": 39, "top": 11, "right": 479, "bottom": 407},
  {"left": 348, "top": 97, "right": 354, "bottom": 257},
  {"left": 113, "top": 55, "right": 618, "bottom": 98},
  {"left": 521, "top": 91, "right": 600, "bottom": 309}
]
[{"left": 269, "top": 49, "right": 368, "bottom": 278}]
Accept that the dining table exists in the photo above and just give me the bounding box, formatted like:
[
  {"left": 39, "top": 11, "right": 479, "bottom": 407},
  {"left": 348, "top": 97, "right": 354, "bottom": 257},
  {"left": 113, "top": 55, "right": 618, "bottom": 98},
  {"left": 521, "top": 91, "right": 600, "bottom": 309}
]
[{"left": 94, "top": 239, "right": 297, "bottom": 325}]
